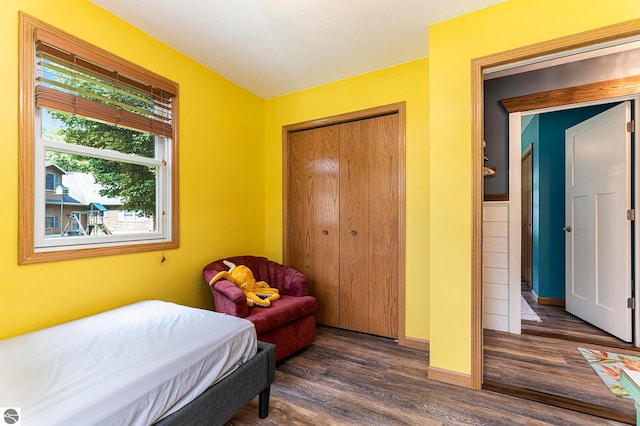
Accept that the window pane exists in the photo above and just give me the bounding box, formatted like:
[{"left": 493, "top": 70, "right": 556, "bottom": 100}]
[
  {"left": 45, "top": 173, "right": 55, "bottom": 190},
  {"left": 44, "top": 216, "right": 57, "bottom": 230},
  {"left": 42, "top": 109, "right": 156, "bottom": 159},
  {"left": 44, "top": 150, "right": 157, "bottom": 238}
]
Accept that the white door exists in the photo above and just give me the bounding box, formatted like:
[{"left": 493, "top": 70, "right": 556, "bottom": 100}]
[{"left": 565, "top": 102, "right": 632, "bottom": 342}]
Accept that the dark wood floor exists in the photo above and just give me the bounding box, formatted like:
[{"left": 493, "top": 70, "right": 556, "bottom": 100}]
[
  {"left": 483, "top": 287, "right": 638, "bottom": 424},
  {"left": 520, "top": 288, "right": 637, "bottom": 351},
  {"left": 227, "top": 326, "right": 627, "bottom": 425}
]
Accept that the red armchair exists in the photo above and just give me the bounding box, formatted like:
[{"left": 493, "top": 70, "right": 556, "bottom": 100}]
[{"left": 203, "top": 255, "right": 316, "bottom": 362}]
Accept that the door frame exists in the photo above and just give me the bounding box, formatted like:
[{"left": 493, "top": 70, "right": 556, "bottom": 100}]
[
  {"left": 521, "top": 144, "right": 533, "bottom": 288},
  {"left": 471, "top": 19, "right": 640, "bottom": 389},
  {"left": 282, "top": 102, "right": 408, "bottom": 346}
]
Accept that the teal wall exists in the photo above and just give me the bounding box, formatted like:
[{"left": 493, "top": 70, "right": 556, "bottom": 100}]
[{"left": 522, "top": 103, "right": 616, "bottom": 300}]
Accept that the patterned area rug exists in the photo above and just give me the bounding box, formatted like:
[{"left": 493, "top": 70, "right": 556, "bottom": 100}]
[{"left": 578, "top": 347, "right": 640, "bottom": 399}]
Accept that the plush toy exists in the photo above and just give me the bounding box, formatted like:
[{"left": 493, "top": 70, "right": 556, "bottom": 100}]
[{"left": 209, "top": 260, "right": 280, "bottom": 307}]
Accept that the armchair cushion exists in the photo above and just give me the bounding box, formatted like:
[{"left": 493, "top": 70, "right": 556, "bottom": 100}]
[{"left": 248, "top": 295, "right": 316, "bottom": 336}]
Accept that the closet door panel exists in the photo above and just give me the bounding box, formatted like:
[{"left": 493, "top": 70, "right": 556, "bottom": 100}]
[
  {"left": 289, "top": 125, "right": 340, "bottom": 326},
  {"left": 287, "top": 110, "right": 400, "bottom": 339},
  {"left": 366, "top": 114, "right": 399, "bottom": 338},
  {"left": 339, "top": 121, "right": 370, "bottom": 334}
]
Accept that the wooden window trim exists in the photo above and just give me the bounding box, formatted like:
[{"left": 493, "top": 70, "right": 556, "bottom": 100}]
[{"left": 19, "top": 12, "right": 180, "bottom": 264}]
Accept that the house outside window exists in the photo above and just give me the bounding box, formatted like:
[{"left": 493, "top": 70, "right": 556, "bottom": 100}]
[
  {"left": 19, "top": 13, "right": 179, "bottom": 264},
  {"left": 43, "top": 171, "right": 153, "bottom": 237}
]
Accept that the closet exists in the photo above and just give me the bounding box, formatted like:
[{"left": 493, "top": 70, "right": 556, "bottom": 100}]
[{"left": 286, "top": 111, "right": 401, "bottom": 339}]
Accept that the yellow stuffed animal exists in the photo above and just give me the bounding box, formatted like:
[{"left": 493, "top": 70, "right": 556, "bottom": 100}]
[{"left": 209, "top": 260, "right": 280, "bottom": 307}]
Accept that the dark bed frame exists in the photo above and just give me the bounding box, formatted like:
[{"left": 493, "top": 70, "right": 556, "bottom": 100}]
[{"left": 155, "top": 341, "right": 276, "bottom": 426}]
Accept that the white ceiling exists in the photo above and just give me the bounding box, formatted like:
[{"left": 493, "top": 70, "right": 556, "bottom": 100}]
[{"left": 90, "top": 0, "right": 506, "bottom": 99}]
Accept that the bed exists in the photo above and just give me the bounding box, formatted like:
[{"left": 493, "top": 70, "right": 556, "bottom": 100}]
[{"left": 0, "top": 300, "right": 275, "bottom": 426}]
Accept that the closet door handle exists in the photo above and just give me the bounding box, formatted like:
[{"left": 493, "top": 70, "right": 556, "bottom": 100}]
[
  {"left": 322, "top": 230, "right": 328, "bottom": 236},
  {"left": 351, "top": 230, "right": 357, "bottom": 236}
]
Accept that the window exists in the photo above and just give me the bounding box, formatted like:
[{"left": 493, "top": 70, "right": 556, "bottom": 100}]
[
  {"left": 19, "top": 13, "right": 179, "bottom": 264},
  {"left": 45, "top": 172, "right": 60, "bottom": 191},
  {"left": 44, "top": 216, "right": 58, "bottom": 230},
  {"left": 119, "top": 210, "right": 145, "bottom": 222}
]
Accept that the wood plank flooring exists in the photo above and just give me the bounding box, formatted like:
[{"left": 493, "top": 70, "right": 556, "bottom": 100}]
[
  {"left": 482, "top": 287, "right": 638, "bottom": 424},
  {"left": 227, "top": 326, "right": 627, "bottom": 425},
  {"left": 521, "top": 288, "right": 637, "bottom": 351}
]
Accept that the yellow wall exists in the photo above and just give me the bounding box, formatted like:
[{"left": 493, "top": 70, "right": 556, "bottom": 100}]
[
  {"left": 1, "top": 0, "right": 265, "bottom": 338},
  {"left": 428, "top": 0, "right": 640, "bottom": 375},
  {"left": 12, "top": 0, "right": 636, "bottom": 383},
  {"left": 264, "top": 59, "right": 430, "bottom": 340}
]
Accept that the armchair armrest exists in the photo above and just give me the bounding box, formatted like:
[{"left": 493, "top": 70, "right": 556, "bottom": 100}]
[{"left": 211, "top": 280, "right": 248, "bottom": 318}]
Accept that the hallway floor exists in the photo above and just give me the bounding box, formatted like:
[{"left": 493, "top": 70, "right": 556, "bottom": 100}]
[{"left": 483, "top": 286, "right": 638, "bottom": 424}]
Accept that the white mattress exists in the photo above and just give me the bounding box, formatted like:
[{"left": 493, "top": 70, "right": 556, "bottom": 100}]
[{"left": 0, "top": 300, "right": 257, "bottom": 426}]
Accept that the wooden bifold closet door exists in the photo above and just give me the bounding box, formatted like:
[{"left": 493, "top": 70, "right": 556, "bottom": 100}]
[{"left": 288, "top": 113, "right": 399, "bottom": 339}]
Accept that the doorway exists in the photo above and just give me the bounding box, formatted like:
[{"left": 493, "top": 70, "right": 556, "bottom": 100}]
[
  {"left": 516, "top": 101, "right": 635, "bottom": 342},
  {"left": 471, "top": 19, "right": 640, "bottom": 413},
  {"left": 486, "top": 97, "right": 640, "bottom": 422},
  {"left": 508, "top": 96, "right": 640, "bottom": 339},
  {"left": 521, "top": 145, "right": 532, "bottom": 289},
  {"left": 564, "top": 102, "right": 633, "bottom": 342}
]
